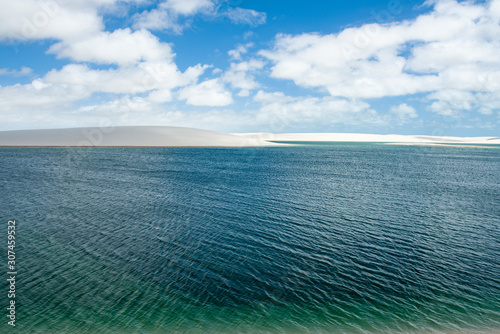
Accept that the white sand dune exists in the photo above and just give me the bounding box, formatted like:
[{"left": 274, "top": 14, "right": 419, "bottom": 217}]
[
  {"left": 0, "top": 126, "right": 279, "bottom": 147},
  {"left": 0, "top": 127, "right": 498, "bottom": 147},
  {"left": 237, "top": 133, "right": 500, "bottom": 145}
]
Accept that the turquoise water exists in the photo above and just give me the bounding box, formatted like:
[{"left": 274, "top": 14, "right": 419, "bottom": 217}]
[{"left": 1, "top": 143, "right": 499, "bottom": 333}]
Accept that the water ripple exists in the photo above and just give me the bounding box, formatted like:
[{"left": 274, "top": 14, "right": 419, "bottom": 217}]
[{"left": 0, "top": 145, "right": 499, "bottom": 333}]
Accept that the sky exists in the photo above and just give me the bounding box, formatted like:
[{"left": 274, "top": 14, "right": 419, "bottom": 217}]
[{"left": 0, "top": 0, "right": 499, "bottom": 136}]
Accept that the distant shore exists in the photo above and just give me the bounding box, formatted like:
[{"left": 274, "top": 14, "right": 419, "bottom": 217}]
[
  {"left": 0, "top": 126, "right": 280, "bottom": 147},
  {"left": 237, "top": 132, "right": 500, "bottom": 145},
  {"left": 0, "top": 126, "right": 498, "bottom": 147}
]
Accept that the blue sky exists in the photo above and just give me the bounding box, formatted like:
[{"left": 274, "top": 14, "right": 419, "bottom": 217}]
[{"left": 0, "top": 0, "right": 499, "bottom": 136}]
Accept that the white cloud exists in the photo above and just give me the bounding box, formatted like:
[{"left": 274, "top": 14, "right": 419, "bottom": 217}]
[
  {"left": 0, "top": 0, "right": 105, "bottom": 41},
  {"left": 426, "top": 89, "right": 500, "bottom": 116},
  {"left": 260, "top": 0, "right": 500, "bottom": 115},
  {"left": 0, "top": 67, "right": 32, "bottom": 76},
  {"left": 224, "top": 68, "right": 258, "bottom": 91},
  {"left": 13, "top": 89, "right": 381, "bottom": 133},
  {"left": 162, "top": 0, "right": 213, "bottom": 15},
  {"left": 79, "top": 96, "right": 153, "bottom": 118},
  {"left": 0, "top": 79, "right": 89, "bottom": 109},
  {"left": 1, "top": 0, "right": 498, "bottom": 133},
  {"left": 47, "top": 29, "right": 174, "bottom": 65},
  {"left": 223, "top": 7, "right": 266, "bottom": 26},
  {"left": 228, "top": 42, "right": 254, "bottom": 60},
  {"left": 0, "top": 60, "right": 207, "bottom": 120},
  {"left": 428, "top": 90, "right": 475, "bottom": 111},
  {"left": 133, "top": 0, "right": 214, "bottom": 32},
  {"left": 133, "top": 1, "right": 266, "bottom": 32},
  {"left": 252, "top": 90, "right": 386, "bottom": 132},
  {"left": 390, "top": 103, "right": 418, "bottom": 122},
  {"left": 0, "top": 78, "right": 93, "bottom": 130},
  {"left": 237, "top": 89, "right": 250, "bottom": 97},
  {"left": 147, "top": 89, "right": 173, "bottom": 103},
  {"left": 42, "top": 61, "right": 206, "bottom": 94},
  {"left": 133, "top": 7, "right": 181, "bottom": 32},
  {"left": 0, "top": 94, "right": 154, "bottom": 131},
  {"left": 178, "top": 79, "right": 234, "bottom": 106},
  {"left": 0, "top": 0, "right": 215, "bottom": 41},
  {"left": 229, "top": 59, "right": 265, "bottom": 72},
  {"left": 253, "top": 90, "right": 290, "bottom": 103},
  {"left": 44, "top": 63, "right": 176, "bottom": 94},
  {"left": 223, "top": 59, "right": 265, "bottom": 94}
]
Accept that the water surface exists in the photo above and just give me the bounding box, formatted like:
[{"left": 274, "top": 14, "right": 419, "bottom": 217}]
[{"left": 1, "top": 143, "right": 499, "bottom": 333}]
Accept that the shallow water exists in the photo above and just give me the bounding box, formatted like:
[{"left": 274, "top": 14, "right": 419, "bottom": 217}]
[{"left": 1, "top": 143, "right": 499, "bottom": 333}]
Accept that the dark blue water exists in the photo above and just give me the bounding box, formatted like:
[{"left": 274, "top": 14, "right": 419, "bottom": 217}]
[{"left": 1, "top": 143, "right": 499, "bottom": 333}]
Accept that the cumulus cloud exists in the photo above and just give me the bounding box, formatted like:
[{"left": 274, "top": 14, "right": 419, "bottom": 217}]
[
  {"left": 223, "top": 59, "right": 265, "bottom": 96},
  {"left": 40, "top": 60, "right": 208, "bottom": 98},
  {"left": 0, "top": 79, "right": 89, "bottom": 109},
  {"left": 260, "top": 0, "right": 500, "bottom": 116},
  {"left": 252, "top": 90, "right": 386, "bottom": 132},
  {"left": 43, "top": 63, "right": 185, "bottom": 94},
  {"left": 0, "top": 60, "right": 207, "bottom": 121},
  {"left": 1, "top": 0, "right": 498, "bottom": 133},
  {"left": 0, "top": 0, "right": 105, "bottom": 41},
  {"left": 0, "top": 0, "right": 268, "bottom": 131},
  {"left": 390, "top": 103, "right": 418, "bottom": 123},
  {"left": 47, "top": 29, "right": 174, "bottom": 65},
  {"left": 178, "top": 79, "right": 234, "bottom": 106},
  {"left": 0, "top": 77, "right": 95, "bottom": 130},
  {"left": 224, "top": 46, "right": 265, "bottom": 96},
  {"left": 427, "top": 89, "right": 500, "bottom": 116}
]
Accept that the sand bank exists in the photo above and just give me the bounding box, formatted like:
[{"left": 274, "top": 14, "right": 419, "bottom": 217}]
[
  {"left": 237, "top": 133, "right": 500, "bottom": 145},
  {"left": 0, "top": 127, "right": 498, "bottom": 147},
  {"left": 0, "top": 126, "right": 280, "bottom": 147}
]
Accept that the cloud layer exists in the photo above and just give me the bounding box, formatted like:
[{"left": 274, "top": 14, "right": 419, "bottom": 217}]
[
  {"left": 261, "top": 0, "right": 500, "bottom": 117},
  {"left": 0, "top": 0, "right": 499, "bottom": 133}
]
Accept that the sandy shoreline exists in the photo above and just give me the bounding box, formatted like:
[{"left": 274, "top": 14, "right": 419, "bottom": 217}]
[
  {"left": 383, "top": 143, "right": 499, "bottom": 148},
  {"left": 0, "top": 126, "right": 280, "bottom": 147},
  {"left": 0, "top": 126, "right": 498, "bottom": 147},
  {"left": 237, "top": 132, "right": 500, "bottom": 145}
]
